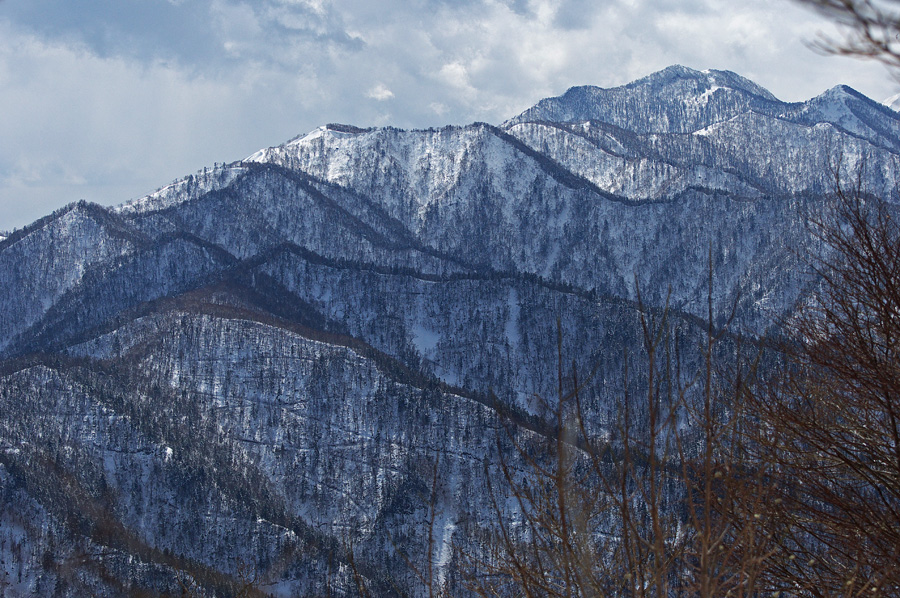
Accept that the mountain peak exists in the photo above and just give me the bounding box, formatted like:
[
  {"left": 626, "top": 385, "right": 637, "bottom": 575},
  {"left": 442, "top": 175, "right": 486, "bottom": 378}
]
[
  {"left": 504, "top": 65, "right": 783, "bottom": 133},
  {"left": 809, "top": 84, "right": 898, "bottom": 114},
  {"left": 628, "top": 64, "right": 703, "bottom": 86},
  {"left": 626, "top": 65, "right": 779, "bottom": 102},
  {"left": 817, "top": 84, "right": 860, "bottom": 100}
]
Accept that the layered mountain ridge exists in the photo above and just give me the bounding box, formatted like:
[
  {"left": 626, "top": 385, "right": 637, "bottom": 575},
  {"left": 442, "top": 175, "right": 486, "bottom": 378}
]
[{"left": 1, "top": 66, "right": 898, "bottom": 596}]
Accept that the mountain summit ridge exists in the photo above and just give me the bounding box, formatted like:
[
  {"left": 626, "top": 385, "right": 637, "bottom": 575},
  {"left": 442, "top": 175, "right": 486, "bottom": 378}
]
[
  {"left": 624, "top": 64, "right": 779, "bottom": 101},
  {"left": 501, "top": 65, "right": 898, "bottom": 142}
]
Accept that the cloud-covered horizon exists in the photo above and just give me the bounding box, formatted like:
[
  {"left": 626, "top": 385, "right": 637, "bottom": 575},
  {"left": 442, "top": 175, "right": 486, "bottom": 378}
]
[{"left": 1, "top": 0, "right": 897, "bottom": 231}]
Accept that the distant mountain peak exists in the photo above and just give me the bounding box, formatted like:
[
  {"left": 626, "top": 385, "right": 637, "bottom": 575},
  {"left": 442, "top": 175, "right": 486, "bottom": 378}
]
[
  {"left": 551, "top": 65, "right": 777, "bottom": 108},
  {"left": 882, "top": 91, "right": 900, "bottom": 111},
  {"left": 628, "top": 65, "right": 779, "bottom": 102},
  {"left": 797, "top": 84, "right": 900, "bottom": 151},
  {"left": 805, "top": 84, "right": 900, "bottom": 119},
  {"left": 503, "top": 65, "right": 784, "bottom": 133},
  {"left": 817, "top": 84, "right": 861, "bottom": 100}
]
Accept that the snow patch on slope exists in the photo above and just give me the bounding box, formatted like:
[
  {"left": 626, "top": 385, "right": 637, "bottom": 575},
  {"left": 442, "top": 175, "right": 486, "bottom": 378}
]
[
  {"left": 698, "top": 84, "right": 723, "bottom": 104},
  {"left": 247, "top": 126, "right": 329, "bottom": 162},
  {"left": 412, "top": 324, "right": 440, "bottom": 356},
  {"left": 885, "top": 92, "right": 900, "bottom": 112}
]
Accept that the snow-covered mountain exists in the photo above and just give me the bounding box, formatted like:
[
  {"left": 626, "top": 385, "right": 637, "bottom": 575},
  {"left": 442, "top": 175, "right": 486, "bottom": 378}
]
[{"left": 1, "top": 66, "right": 898, "bottom": 596}]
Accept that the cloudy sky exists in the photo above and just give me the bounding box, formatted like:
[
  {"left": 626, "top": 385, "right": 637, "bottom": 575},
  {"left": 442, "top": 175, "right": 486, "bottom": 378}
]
[{"left": 1, "top": 0, "right": 898, "bottom": 231}]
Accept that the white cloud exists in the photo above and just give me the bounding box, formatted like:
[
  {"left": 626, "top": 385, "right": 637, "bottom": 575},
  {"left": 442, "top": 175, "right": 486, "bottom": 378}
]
[
  {"left": 429, "top": 102, "right": 449, "bottom": 116},
  {"left": 439, "top": 61, "right": 472, "bottom": 90},
  {"left": 366, "top": 83, "right": 395, "bottom": 101},
  {"left": 0, "top": 21, "right": 310, "bottom": 228},
  {"left": 211, "top": 1, "right": 264, "bottom": 58}
]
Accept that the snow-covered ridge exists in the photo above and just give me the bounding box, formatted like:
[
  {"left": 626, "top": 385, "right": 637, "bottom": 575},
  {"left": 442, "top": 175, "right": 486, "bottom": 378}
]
[
  {"left": 117, "top": 164, "right": 248, "bottom": 215},
  {"left": 114, "top": 67, "right": 898, "bottom": 228},
  {"left": 502, "top": 65, "right": 786, "bottom": 133},
  {"left": 245, "top": 124, "right": 375, "bottom": 163},
  {"left": 503, "top": 66, "right": 898, "bottom": 153},
  {"left": 645, "top": 65, "right": 780, "bottom": 102},
  {"left": 243, "top": 122, "right": 533, "bottom": 220}
]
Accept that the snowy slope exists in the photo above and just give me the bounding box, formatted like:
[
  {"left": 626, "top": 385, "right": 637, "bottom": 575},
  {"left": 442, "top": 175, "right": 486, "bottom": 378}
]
[{"left": 885, "top": 91, "right": 900, "bottom": 111}]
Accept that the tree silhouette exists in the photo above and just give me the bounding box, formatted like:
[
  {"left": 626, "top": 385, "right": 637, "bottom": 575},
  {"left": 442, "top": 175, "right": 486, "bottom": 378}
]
[{"left": 796, "top": 0, "right": 900, "bottom": 73}]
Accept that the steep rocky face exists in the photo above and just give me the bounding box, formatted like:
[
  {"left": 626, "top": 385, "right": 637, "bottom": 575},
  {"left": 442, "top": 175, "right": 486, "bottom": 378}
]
[{"left": 0, "top": 66, "right": 898, "bottom": 596}]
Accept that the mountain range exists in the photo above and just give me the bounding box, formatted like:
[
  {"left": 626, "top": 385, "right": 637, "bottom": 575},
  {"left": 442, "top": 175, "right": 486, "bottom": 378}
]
[{"left": 1, "top": 65, "right": 898, "bottom": 596}]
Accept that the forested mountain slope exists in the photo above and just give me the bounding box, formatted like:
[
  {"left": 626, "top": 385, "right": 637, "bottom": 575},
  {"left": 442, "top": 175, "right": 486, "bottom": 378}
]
[{"left": 0, "top": 66, "right": 897, "bottom": 596}]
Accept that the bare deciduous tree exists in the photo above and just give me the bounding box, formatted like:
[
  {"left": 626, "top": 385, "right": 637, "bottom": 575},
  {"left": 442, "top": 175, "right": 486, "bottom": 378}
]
[
  {"left": 750, "top": 178, "right": 900, "bottom": 596},
  {"left": 795, "top": 0, "right": 900, "bottom": 73},
  {"left": 462, "top": 279, "right": 776, "bottom": 598}
]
